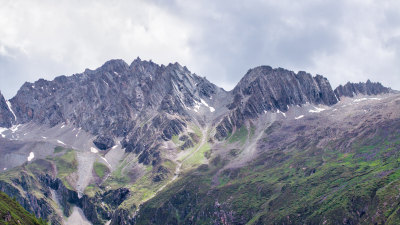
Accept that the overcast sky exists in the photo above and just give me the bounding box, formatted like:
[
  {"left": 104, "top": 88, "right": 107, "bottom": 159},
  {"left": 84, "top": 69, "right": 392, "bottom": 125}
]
[{"left": 1, "top": 0, "right": 400, "bottom": 98}]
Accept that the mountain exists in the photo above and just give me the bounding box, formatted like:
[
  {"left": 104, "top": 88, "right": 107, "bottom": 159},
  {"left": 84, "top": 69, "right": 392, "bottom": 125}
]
[
  {"left": 0, "top": 58, "right": 398, "bottom": 225},
  {"left": 214, "top": 66, "right": 338, "bottom": 140}
]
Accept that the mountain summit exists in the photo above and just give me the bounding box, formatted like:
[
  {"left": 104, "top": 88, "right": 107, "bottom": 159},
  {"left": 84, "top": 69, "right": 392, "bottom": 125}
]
[{"left": 0, "top": 58, "right": 397, "bottom": 225}]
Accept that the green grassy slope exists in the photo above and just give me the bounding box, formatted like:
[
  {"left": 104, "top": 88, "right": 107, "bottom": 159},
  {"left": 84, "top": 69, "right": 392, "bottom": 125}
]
[
  {"left": 134, "top": 120, "right": 400, "bottom": 225},
  {"left": 0, "top": 191, "right": 46, "bottom": 225}
]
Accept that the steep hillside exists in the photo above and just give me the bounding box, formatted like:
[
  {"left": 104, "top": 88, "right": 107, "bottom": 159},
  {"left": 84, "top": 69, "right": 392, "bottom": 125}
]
[
  {"left": 0, "top": 58, "right": 397, "bottom": 225},
  {"left": 134, "top": 94, "right": 400, "bottom": 224},
  {"left": 0, "top": 191, "right": 46, "bottom": 225}
]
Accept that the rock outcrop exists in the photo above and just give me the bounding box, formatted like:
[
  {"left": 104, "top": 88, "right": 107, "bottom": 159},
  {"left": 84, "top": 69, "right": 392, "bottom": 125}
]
[
  {"left": 0, "top": 92, "right": 14, "bottom": 128},
  {"left": 9, "top": 58, "right": 224, "bottom": 164},
  {"left": 334, "top": 80, "right": 391, "bottom": 98}
]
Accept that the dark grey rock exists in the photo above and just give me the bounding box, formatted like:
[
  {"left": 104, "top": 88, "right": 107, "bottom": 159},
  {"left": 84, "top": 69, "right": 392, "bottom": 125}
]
[
  {"left": 93, "top": 135, "right": 115, "bottom": 151},
  {"left": 0, "top": 91, "right": 14, "bottom": 128},
  {"left": 334, "top": 80, "right": 391, "bottom": 98},
  {"left": 180, "top": 139, "right": 194, "bottom": 150},
  {"left": 9, "top": 58, "right": 222, "bottom": 165},
  {"left": 215, "top": 66, "right": 338, "bottom": 140}
]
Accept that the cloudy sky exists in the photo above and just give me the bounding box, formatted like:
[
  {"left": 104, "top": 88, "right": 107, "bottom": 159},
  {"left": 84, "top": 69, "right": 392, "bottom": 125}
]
[{"left": 1, "top": 0, "right": 400, "bottom": 98}]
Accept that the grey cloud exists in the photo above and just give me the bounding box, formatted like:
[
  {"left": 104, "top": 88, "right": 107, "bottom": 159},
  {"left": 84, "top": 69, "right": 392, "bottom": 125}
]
[{"left": 0, "top": 0, "right": 399, "bottom": 99}]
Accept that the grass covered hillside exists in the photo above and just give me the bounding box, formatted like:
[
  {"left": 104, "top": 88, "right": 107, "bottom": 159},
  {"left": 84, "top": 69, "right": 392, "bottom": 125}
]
[
  {"left": 134, "top": 96, "right": 400, "bottom": 224},
  {"left": 0, "top": 191, "right": 46, "bottom": 225}
]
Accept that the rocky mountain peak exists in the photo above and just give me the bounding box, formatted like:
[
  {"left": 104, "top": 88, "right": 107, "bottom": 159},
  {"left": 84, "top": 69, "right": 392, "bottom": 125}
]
[
  {"left": 215, "top": 66, "right": 338, "bottom": 140},
  {"left": 99, "top": 59, "right": 129, "bottom": 72},
  {"left": 334, "top": 80, "right": 391, "bottom": 98}
]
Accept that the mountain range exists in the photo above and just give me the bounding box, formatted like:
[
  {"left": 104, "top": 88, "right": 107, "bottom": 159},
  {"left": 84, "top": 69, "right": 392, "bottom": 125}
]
[{"left": 0, "top": 58, "right": 398, "bottom": 225}]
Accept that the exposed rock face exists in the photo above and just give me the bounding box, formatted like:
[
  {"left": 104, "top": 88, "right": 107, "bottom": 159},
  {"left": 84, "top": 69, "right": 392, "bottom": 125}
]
[
  {"left": 334, "top": 80, "right": 391, "bottom": 98},
  {"left": 9, "top": 58, "right": 223, "bottom": 164},
  {"left": 93, "top": 135, "right": 115, "bottom": 150},
  {"left": 215, "top": 66, "right": 338, "bottom": 140},
  {"left": 0, "top": 92, "right": 14, "bottom": 128}
]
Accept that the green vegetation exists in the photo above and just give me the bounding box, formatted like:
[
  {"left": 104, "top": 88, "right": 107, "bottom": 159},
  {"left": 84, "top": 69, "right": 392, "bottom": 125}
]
[
  {"left": 183, "top": 142, "right": 210, "bottom": 167},
  {"left": 171, "top": 135, "right": 181, "bottom": 145},
  {"left": 104, "top": 158, "right": 131, "bottom": 189},
  {"left": 0, "top": 191, "right": 46, "bottom": 225},
  {"left": 93, "top": 162, "right": 109, "bottom": 179},
  {"left": 228, "top": 125, "right": 248, "bottom": 145},
  {"left": 52, "top": 149, "right": 78, "bottom": 188},
  {"left": 191, "top": 125, "right": 202, "bottom": 138},
  {"left": 135, "top": 130, "right": 400, "bottom": 224},
  {"left": 53, "top": 146, "right": 65, "bottom": 153}
]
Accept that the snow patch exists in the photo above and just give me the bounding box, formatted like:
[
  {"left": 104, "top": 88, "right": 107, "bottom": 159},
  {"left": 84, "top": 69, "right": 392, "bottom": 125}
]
[
  {"left": 101, "top": 157, "right": 112, "bottom": 168},
  {"left": 6, "top": 101, "right": 17, "bottom": 120},
  {"left": 57, "top": 140, "right": 66, "bottom": 145},
  {"left": 276, "top": 109, "right": 286, "bottom": 118},
  {"left": 10, "top": 125, "right": 21, "bottom": 133},
  {"left": 61, "top": 124, "right": 65, "bottom": 129},
  {"left": 353, "top": 97, "right": 381, "bottom": 103},
  {"left": 27, "top": 152, "right": 35, "bottom": 161},
  {"left": 90, "top": 147, "right": 99, "bottom": 153},
  {"left": 200, "top": 99, "right": 215, "bottom": 113},
  {"left": 0, "top": 127, "right": 7, "bottom": 138},
  {"left": 295, "top": 115, "right": 304, "bottom": 120},
  {"left": 112, "top": 145, "right": 118, "bottom": 149},
  {"left": 193, "top": 100, "right": 201, "bottom": 112},
  {"left": 309, "top": 107, "right": 326, "bottom": 113},
  {"left": 42, "top": 136, "right": 47, "bottom": 139}
]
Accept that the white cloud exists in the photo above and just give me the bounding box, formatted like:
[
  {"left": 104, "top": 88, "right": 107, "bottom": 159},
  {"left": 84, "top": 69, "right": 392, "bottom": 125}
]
[
  {"left": 0, "top": 0, "right": 399, "bottom": 98},
  {"left": 0, "top": 0, "right": 194, "bottom": 97}
]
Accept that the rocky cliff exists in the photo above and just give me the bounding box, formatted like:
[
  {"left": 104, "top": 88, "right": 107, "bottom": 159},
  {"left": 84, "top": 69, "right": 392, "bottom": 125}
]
[
  {"left": 334, "top": 80, "right": 391, "bottom": 98},
  {"left": 215, "top": 66, "right": 338, "bottom": 140},
  {"left": 8, "top": 58, "right": 224, "bottom": 164},
  {"left": 0, "top": 91, "right": 14, "bottom": 128}
]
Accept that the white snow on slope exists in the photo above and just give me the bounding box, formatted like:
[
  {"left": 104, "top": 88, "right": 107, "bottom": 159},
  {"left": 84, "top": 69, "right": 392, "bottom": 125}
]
[
  {"left": 27, "top": 152, "right": 35, "bottom": 161},
  {"left": 101, "top": 157, "right": 112, "bottom": 168},
  {"left": 353, "top": 97, "right": 381, "bottom": 103},
  {"left": 295, "top": 115, "right": 304, "bottom": 120},
  {"left": 276, "top": 109, "right": 286, "bottom": 117},
  {"left": 309, "top": 107, "right": 326, "bottom": 113},
  {"left": 10, "top": 125, "right": 21, "bottom": 133},
  {"left": 200, "top": 99, "right": 215, "bottom": 112},
  {"left": 6, "top": 101, "right": 17, "bottom": 120},
  {"left": 90, "top": 147, "right": 99, "bottom": 153},
  {"left": 57, "top": 140, "right": 66, "bottom": 145},
  {"left": 0, "top": 127, "right": 7, "bottom": 138}
]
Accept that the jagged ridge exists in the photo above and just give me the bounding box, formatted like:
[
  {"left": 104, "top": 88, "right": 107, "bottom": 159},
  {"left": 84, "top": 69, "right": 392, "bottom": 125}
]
[
  {"left": 334, "top": 80, "right": 391, "bottom": 98},
  {"left": 214, "top": 66, "right": 338, "bottom": 140}
]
